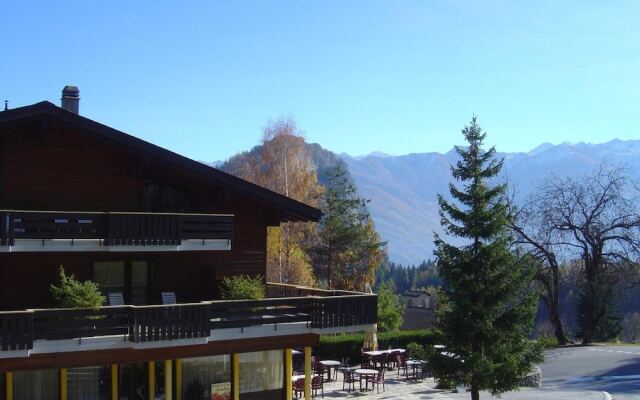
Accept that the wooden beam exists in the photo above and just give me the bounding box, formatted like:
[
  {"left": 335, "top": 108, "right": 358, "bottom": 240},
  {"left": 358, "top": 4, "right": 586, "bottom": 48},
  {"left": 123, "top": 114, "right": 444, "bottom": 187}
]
[{"left": 0, "top": 333, "right": 319, "bottom": 372}]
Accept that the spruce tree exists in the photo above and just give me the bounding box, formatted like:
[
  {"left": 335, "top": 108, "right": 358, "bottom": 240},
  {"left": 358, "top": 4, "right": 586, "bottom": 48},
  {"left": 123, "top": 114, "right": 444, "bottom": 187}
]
[{"left": 432, "top": 117, "right": 542, "bottom": 400}]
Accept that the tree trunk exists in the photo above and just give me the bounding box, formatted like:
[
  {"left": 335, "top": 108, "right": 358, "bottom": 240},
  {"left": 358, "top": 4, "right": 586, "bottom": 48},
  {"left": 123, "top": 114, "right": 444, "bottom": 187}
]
[
  {"left": 581, "top": 258, "right": 597, "bottom": 344},
  {"left": 549, "top": 305, "right": 568, "bottom": 345},
  {"left": 470, "top": 384, "right": 480, "bottom": 400}
]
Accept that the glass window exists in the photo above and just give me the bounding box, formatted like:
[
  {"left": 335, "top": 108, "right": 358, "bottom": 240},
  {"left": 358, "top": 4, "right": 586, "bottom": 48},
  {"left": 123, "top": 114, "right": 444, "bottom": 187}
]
[
  {"left": 68, "top": 366, "right": 109, "bottom": 400},
  {"left": 238, "top": 351, "right": 283, "bottom": 394},
  {"left": 94, "top": 261, "right": 125, "bottom": 301},
  {"left": 182, "top": 355, "right": 231, "bottom": 400},
  {"left": 130, "top": 261, "right": 148, "bottom": 305},
  {"left": 94, "top": 261, "right": 149, "bottom": 305},
  {"left": 13, "top": 369, "right": 58, "bottom": 400},
  {"left": 119, "top": 363, "right": 148, "bottom": 400}
]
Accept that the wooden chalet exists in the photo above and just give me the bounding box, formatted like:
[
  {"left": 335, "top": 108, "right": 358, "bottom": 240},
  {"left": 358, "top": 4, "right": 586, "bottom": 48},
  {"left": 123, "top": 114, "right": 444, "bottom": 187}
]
[{"left": 0, "top": 87, "right": 377, "bottom": 400}]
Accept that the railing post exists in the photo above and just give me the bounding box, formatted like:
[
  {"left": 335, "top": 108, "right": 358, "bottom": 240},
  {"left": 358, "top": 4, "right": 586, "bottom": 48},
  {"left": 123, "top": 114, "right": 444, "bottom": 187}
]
[{"left": 128, "top": 306, "right": 137, "bottom": 343}]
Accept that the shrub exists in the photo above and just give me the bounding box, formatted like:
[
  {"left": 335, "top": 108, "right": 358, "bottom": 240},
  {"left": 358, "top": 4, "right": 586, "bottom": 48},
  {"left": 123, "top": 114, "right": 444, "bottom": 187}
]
[
  {"left": 220, "top": 275, "right": 266, "bottom": 300},
  {"left": 376, "top": 283, "right": 404, "bottom": 332},
  {"left": 315, "top": 329, "right": 437, "bottom": 364},
  {"left": 50, "top": 266, "right": 105, "bottom": 309},
  {"left": 536, "top": 335, "right": 559, "bottom": 349},
  {"left": 406, "top": 341, "right": 427, "bottom": 361}
]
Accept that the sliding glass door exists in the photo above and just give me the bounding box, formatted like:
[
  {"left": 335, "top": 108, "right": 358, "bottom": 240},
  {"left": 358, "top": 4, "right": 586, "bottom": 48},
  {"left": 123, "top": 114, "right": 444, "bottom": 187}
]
[{"left": 94, "top": 261, "right": 149, "bottom": 305}]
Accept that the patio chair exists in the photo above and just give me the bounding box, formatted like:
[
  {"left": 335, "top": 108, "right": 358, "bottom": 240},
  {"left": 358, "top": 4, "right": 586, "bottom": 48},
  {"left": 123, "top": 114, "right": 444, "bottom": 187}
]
[
  {"left": 397, "top": 354, "right": 408, "bottom": 378},
  {"left": 387, "top": 350, "right": 400, "bottom": 370},
  {"left": 361, "top": 347, "right": 372, "bottom": 365},
  {"left": 293, "top": 378, "right": 305, "bottom": 399},
  {"left": 366, "top": 367, "right": 385, "bottom": 393},
  {"left": 161, "top": 291, "right": 177, "bottom": 305},
  {"left": 373, "top": 353, "right": 388, "bottom": 369},
  {"left": 311, "top": 375, "right": 324, "bottom": 398},
  {"left": 108, "top": 292, "right": 124, "bottom": 306},
  {"left": 342, "top": 369, "right": 358, "bottom": 393}
]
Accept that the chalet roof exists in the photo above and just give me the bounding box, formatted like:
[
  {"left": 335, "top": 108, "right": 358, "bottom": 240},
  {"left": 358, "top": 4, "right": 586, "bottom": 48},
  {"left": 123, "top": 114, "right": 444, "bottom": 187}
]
[
  {"left": 0, "top": 101, "right": 321, "bottom": 222},
  {"left": 402, "top": 289, "right": 430, "bottom": 297}
]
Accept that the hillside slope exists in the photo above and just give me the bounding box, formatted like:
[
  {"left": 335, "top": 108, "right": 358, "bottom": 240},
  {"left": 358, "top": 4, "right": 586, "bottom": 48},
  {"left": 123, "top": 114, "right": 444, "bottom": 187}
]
[{"left": 343, "top": 139, "right": 640, "bottom": 265}]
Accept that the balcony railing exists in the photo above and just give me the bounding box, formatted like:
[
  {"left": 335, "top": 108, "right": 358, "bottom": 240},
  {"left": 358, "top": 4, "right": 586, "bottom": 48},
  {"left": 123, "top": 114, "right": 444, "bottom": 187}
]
[
  {"left": 0, "top": 283, "right": 377, "bottom": 352},
  {"left": 0, "top": 210, "right": 233, "bottom": 250}
]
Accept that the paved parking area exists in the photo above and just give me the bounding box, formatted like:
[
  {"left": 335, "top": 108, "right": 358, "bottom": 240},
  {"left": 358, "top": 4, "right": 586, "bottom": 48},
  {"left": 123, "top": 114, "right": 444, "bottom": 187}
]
[{"left": 299, "top": 369, "right": 609, "bottom": 400}]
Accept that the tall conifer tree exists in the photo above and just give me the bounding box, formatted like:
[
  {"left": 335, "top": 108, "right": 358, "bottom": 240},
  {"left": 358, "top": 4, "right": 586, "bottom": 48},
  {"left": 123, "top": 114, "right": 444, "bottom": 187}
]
[{"left": 433, "top": 117, "right": 542, "bottom": 400}]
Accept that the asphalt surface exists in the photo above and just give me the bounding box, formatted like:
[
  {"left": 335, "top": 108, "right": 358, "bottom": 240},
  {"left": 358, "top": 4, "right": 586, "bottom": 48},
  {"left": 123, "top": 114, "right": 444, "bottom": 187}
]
[{"left": 541, "top": 345, "right": 640, "bottom": 400}]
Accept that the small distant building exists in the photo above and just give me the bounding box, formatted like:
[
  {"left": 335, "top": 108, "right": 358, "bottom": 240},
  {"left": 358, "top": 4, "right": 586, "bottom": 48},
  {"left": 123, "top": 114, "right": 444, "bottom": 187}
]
[{"left": 401, "top": 289, "right": 437, "bottom": 330}]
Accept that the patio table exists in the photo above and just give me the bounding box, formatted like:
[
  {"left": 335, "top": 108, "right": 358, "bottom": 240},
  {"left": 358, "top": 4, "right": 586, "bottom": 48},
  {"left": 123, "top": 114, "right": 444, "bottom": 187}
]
[
  {"left": 406, "top": 360, "right": 424, "bottom": 381},
  {"left": 320, "top": 360, "right": 341, "bottom": 381},
  {"left": 363, "top": 348, "right": 405, "bottom": 357},
  {"left": 355, "top": 368, "right": 379, "bottom": 391}
]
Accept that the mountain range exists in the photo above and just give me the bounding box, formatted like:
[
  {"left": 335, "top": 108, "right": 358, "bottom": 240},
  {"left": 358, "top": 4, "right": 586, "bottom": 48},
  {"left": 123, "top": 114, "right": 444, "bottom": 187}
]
[
  {"left": 342, "top": 139, "right": 640, "bottom": 265},
  {"left": 217, "top": 138, "right": 640, "bottom": 266}
]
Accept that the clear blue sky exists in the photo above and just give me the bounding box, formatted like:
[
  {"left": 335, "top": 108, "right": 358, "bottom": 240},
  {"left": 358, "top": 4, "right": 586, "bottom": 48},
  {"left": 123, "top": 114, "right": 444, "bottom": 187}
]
[{"left": 2, "top": 1, "right": 638, "bottom": 161}]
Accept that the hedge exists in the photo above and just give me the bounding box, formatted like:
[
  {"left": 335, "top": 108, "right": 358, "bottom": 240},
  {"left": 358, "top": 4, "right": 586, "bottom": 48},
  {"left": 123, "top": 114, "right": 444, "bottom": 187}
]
[{"left": 314, "top": 329, "right": 438, "bottom": 365}]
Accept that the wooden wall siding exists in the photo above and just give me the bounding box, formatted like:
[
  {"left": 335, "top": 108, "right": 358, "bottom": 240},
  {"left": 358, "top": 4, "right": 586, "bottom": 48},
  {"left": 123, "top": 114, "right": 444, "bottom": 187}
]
[
  {"left": 0, "top": 333, "right": 319, "bottom": 372},
  {"left": 0, "top": 248, "right": 266, "bottom": 310},
  {"left": 0, "top": 117, "right": 276, "bottom": 311},
  {"left": 1, "top": 123, "right": 141, "bottom": 211}
]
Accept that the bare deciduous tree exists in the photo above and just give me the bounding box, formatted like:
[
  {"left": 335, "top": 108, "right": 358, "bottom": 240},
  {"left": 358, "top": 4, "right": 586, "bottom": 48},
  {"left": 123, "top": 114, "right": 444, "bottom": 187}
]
[{"left": 513, "top": 167, "right": 640, "bottom": 344}]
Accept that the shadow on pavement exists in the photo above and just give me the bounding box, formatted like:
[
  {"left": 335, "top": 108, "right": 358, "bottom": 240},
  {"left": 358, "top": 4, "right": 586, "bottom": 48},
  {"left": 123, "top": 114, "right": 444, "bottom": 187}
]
[{"left": 561, "top": 355, "right": 640, "bottom": 395}]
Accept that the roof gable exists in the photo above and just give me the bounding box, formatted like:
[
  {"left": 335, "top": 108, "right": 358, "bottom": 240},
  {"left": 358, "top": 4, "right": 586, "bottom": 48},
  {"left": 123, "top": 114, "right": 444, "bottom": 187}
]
[{"left": 0, "top": 101, "right": 321, "bottom": 222}]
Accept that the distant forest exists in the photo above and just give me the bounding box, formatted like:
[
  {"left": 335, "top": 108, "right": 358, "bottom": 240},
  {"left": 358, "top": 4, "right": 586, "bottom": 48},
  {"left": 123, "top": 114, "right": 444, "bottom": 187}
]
[{"left": 377, "top": 258, "right": 640, "bottom": 341}]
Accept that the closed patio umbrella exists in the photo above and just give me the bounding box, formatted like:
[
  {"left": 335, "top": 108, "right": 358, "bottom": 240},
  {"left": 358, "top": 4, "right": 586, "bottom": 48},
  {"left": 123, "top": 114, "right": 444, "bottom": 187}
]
[{"left": 363, "top": 283, "right": 378, "bottom": 350}]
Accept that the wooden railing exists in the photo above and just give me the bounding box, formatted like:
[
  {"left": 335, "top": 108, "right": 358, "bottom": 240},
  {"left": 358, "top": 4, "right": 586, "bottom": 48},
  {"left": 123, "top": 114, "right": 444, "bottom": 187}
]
[
  {"left": 0, "top": 311, "right": 33, "bottom": 351},
  {"left": 0, "top": 210, "right": 233, "bottom": 246},
  {"left": 0, "top": 287, "right": 376, "bottom": 351}
]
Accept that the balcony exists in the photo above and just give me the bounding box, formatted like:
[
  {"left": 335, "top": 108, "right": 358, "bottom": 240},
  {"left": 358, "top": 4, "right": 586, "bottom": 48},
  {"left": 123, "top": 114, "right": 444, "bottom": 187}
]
[
  {"left": 0, "top": 283, "right": 377, "bottom": 357},
  {"left": 0, "top": 210, "right": 233, "bottom": 252}
]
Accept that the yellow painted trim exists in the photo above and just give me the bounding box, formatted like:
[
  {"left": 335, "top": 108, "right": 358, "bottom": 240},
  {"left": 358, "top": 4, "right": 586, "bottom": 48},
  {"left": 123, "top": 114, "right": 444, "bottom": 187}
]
[
  {"left": 111, "top": 364, "right": 118, "bottom": 400},
  {"left": 175, "top": 360, "right": 182, "bottom": 400},
  {"left": 232, "top": 353, "right": 240, "bottom": 400},
  {"left": 164, "top": 360, "right": 173, "bottom": 400},
  {"left": 60, "top": 368, "right": 68, "bottom": 400},
  {"left": 148, "top": 361, "right": 155, "bottom": 400},
  {"left": 285, "top": 349, "right": 293, "bottom": 400},
  {"left": 304, "top": 347, "right": 311, "bottom": 400},
  {"left": 6, "top": 372, "right": 13, "bottom": 400}
]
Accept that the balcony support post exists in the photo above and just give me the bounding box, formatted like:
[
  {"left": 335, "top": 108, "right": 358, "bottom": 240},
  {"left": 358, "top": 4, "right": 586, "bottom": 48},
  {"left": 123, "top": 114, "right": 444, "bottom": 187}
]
[
  {"left": 232, "top": 353, "right": 240, "bottom": 400},
  {"left": 111, "top": 364, "right": 118, "bottom": 400},
  {"left": 148, "top": 361, "right": 155, "bottom": 400},
  {"left": 5, "top": 372, "right": 13, "bottom": 400},
  {"left": 285, "top": 349, "right": 293, "bottom": 400},
  {"left": 175, "top": 360, "right": 182, "bottom": 400},
  {"left": 304, "top": 346, "right": 311, "bottom": 400},
  {"left": 60, "top": 368, "right": 68, "bottom": 400},
  {"left": 164, "top": 360, "right": 173, "bottom": 400}
]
